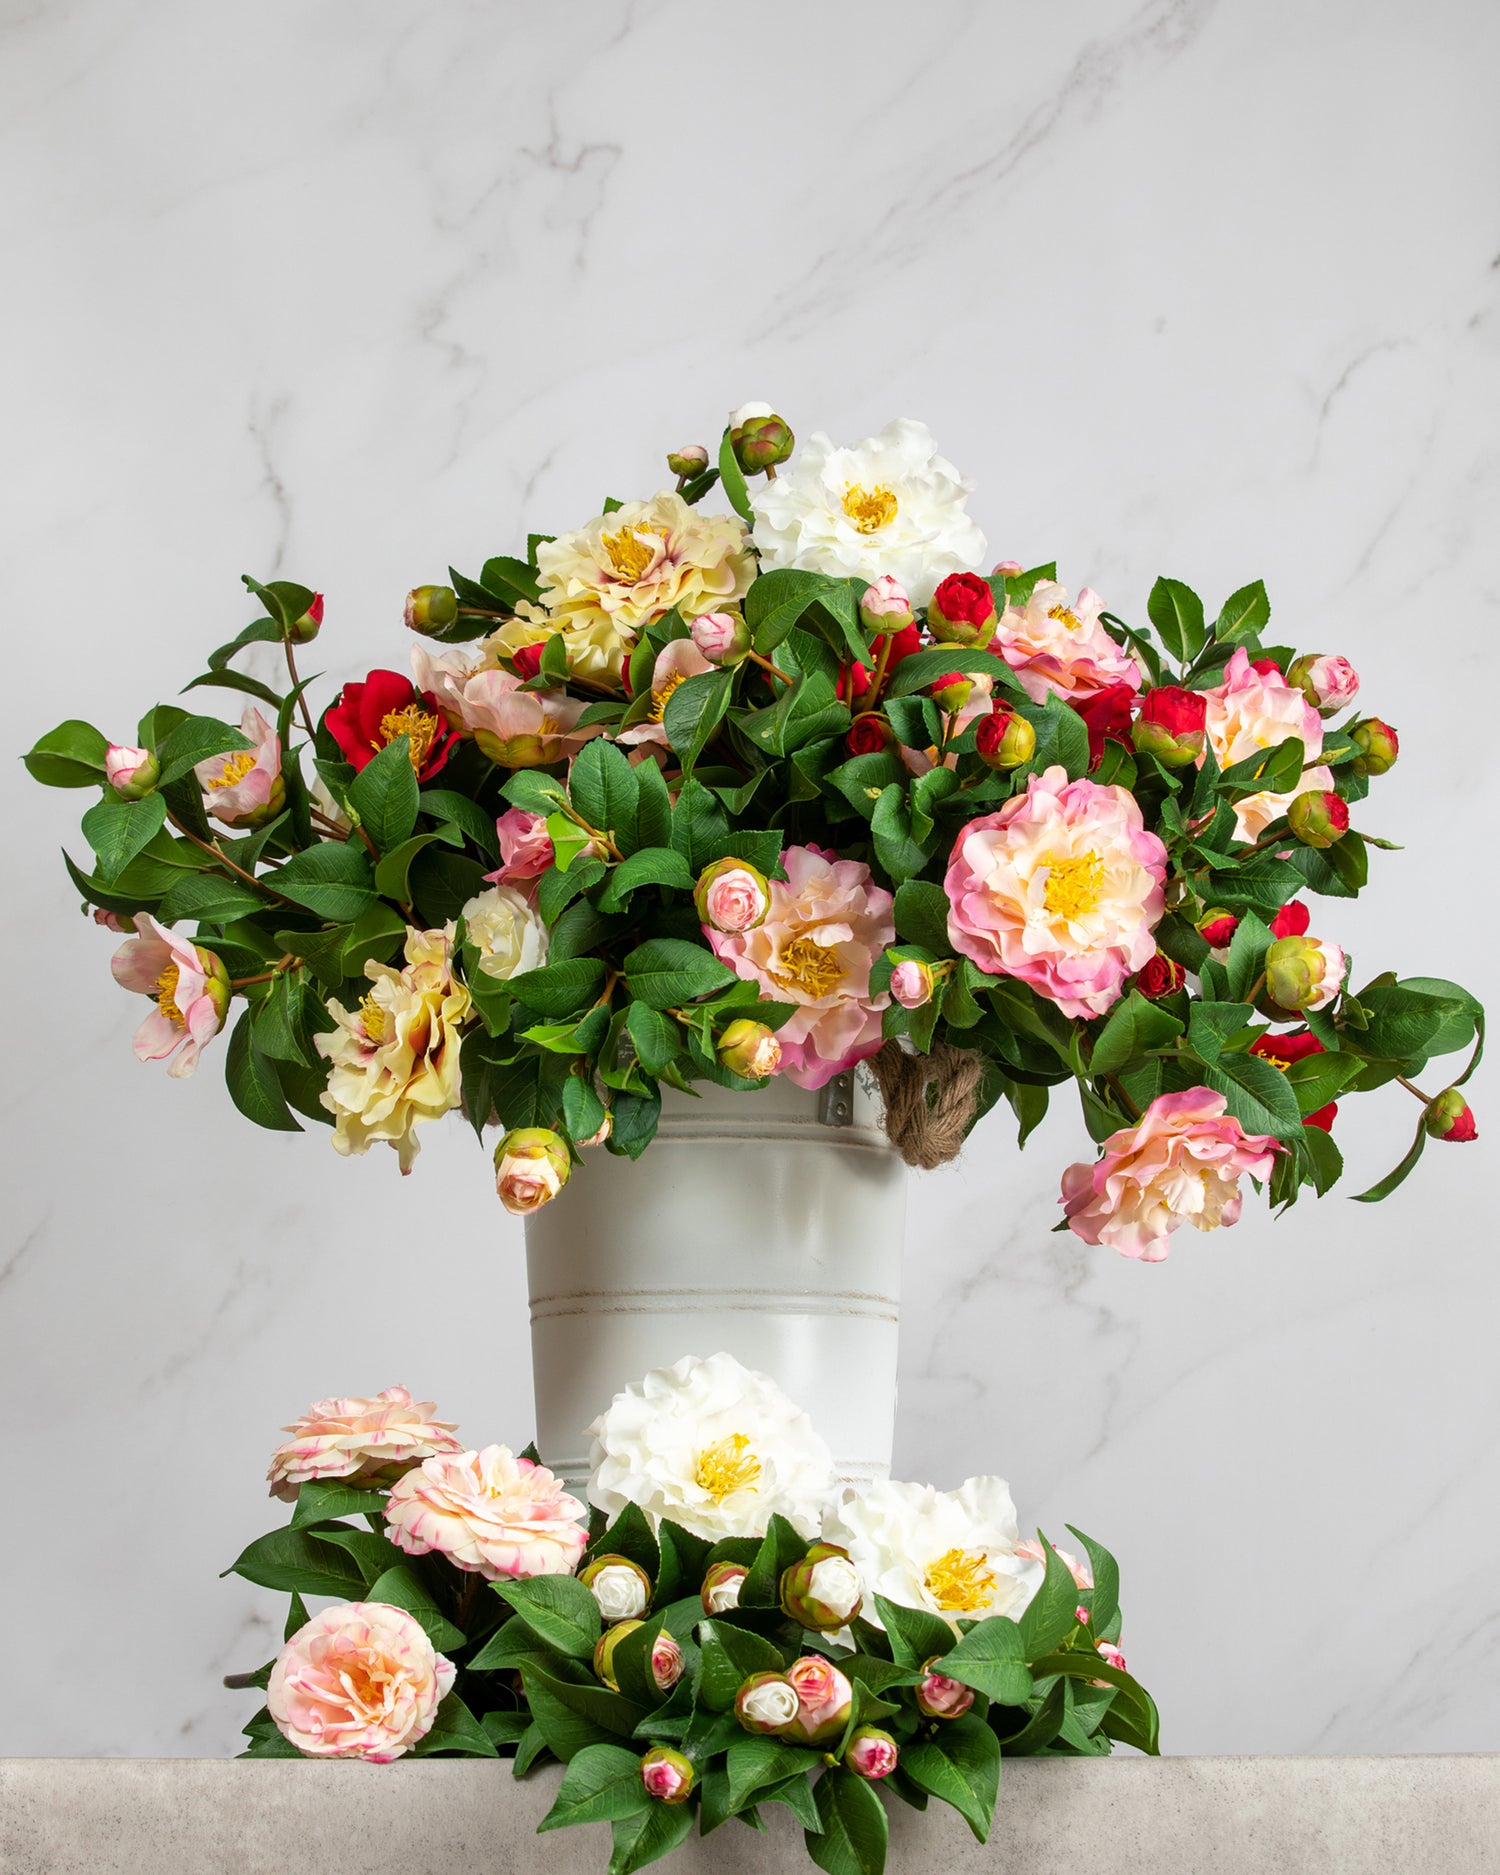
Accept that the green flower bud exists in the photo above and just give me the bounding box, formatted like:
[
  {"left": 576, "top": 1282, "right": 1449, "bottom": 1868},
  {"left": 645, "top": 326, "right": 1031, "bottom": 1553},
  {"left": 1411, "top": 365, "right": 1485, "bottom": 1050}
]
[
  {"left": 717, "top": 1018, "right": 782, "bottom": 1080},
  {"left": 639, "top": 1745, "right": 695, "bottom": 1803},
  {"left": 975, "top": 705, "right": 1036, "bottom": 770},
  {"left": 667, "top": 444, "right": 710, "bottom": 478},
  {"left": 729, "top": 403, "right": 794, "bottom": 474},
  {"left": 1263, "top": 935, "right": 1346, "bottom": 1014},
  {"left": 593, "top": 1617, "right": 643, "bottom": 1690},
  {"left": 1286, "top": 788, "right": 1350, "bottom": 849},
  {"left": 1349, "top": 716, "right": 1399, "bottom": 776},
  {"left": 288, "top": 592, "right": 324, "bottom": 644},
  {"left": 404, "top": 584, "right": 460, "bottom": 636}
]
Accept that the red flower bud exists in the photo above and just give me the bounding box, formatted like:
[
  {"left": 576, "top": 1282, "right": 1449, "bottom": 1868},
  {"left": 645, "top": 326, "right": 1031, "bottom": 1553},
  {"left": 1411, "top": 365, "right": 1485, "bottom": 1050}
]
[
  {"left": 846, "top": 714, "right": 891, "bottom": 757},
  {"left": 1425, "top": 1088, "right": 1477, "bottom": 1141},
  {"left": 930, "top": 672, "right": 974, "bottom": 713},
  {"left": 1074, "top": 681, "right": 1136, "bottom": 768},
  {"left": 836, "top": 624, "right": 922, "bottom": 703},
  {"left": 1250, "top": 657, "right": 1283, "bottom": 677},
  {"left": 512, "top": 643, "right": 545, "bottom": 681},
  {"left": 1197, "top": 909, "right": 1239, "bottom": 947},
  {"left": 927, "top": 571, "right": 997, "bottom": 646},
  {"left": 1135, "top": 952, "right": 1185, "bottom": 999},
  {"left": 1350, "top": 717, "right": 1399, "bottom": 776},
  {"left": 1132, "top": 685, "right": 1206, "bottom": 767},
  {"left": 289, "top": 592, "right": 324, "bottom": 643},
  {"left": 1287, "top": 788, "right": 1351, "bottom": 849},
  {"left": 1268, "top": 900, "right": 1310, "bottom": 940},
  {"left": 975, "top": 704, "right": 1036, "bottom": 770}
]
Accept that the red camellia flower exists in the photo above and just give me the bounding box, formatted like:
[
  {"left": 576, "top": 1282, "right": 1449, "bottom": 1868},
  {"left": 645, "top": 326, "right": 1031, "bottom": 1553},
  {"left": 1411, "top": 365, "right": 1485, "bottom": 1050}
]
[
  {"left": 1140, "top": 685, "right": 1207, "bottom": 736},
  {"left": 1136, "top": 952, "right": 1186, "bottom": 999},
  {"left": 1073, "top": 682, "right": 1136, "bottom": 768},
  {"left": 928, "top": 571, "right": 997, "bottom": 633},
  {"left": 1250, "top": 1029, "right": 1337, "bottom": 1130},
  {"left": 846, "top": 715, "right": 890, "bottom": 757},
  {"left": 325, "top": 670, "right": 458, "bottom": 780},
  {"left": 1269, "top": 900, "right": 1311, "bottom": 940},
  {"left": 838, "top": 623, "right": 922, "bottom": 703}
]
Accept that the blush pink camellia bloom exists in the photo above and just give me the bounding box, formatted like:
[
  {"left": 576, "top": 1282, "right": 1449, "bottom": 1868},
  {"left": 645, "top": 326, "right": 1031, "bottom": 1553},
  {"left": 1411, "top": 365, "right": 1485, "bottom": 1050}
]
[
  {"left": 456, "top": 669, "right": 599, "bottom": 768},
  {"left": 1288, "top": 652, "right": 1360, "bottom": 714},
  {"left": 266, "top": 1386, "right": 462, "bottom": 1502},
  {"left": 944, "top": 766, "right": 1168, "bottom": 1019},
  {"left": 104, "top": 744, "right": 158, "bottom": 799},
  {"left": 689, "top": 610, "right": 751, "bottom": 666},
  {"left": 1060, "top": 1088, "right": 1279, "bottom": 1262},
  {"left": 783, "top": 1656, "right": 855, "bottom": 1745},
  {"left": 485, "top": 808, "right": 554, "bottom": 886},
  {"left": 846, "top": 1727, "right": 900, "bottom": 1781},
  {"left": 110, "top": 915, "right": 231, "bottom": 1078},
  {"left": 696, "top": 857, "right": 770, "bottom": 934},
  {"left": 708, "top": 845, "right": 894, "bottom": 1089},
  {"left": 989, "top": 579, "right": 1143, "bottom": 704},
  {"left": 890, "top": 958, "right": 936, "bottom": 1009},
  {"left": 195, "top": 706, "right": 284, "bottom": 828},
  {"left": 267, "top": 1602, "right": 454, "bottom": 1761},
  {"left": 410, "top": 643, "right": 483, "bottom": 729},
  {"left": 1203, "top": 648, "right": 1331, "bottom": 844},
  {"left": 915, "top": 1663, "right": 975, "bottom": 1719},
  {"left": 384, "top": 1444, "right": 588, "bottom": 1581},
  {"left": 617, "top": 637, "right": 715, "bottom": 750}
]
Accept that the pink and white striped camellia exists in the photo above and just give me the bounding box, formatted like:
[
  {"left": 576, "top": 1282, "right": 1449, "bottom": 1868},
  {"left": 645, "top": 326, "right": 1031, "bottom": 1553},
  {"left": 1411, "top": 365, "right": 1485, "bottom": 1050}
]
[
  {"left": 267, "top": 1385, "right": 462, "bottom": 1502},
  {"left": 384, "top": 1444, "right": 587, "bottom": 1580}
]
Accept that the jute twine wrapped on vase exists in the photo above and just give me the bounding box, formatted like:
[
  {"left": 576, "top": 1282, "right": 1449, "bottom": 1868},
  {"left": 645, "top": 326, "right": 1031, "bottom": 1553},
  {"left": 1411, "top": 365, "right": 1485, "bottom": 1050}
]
[{"left": 868, "top": 1038, "right": 984, "bottom": 1171}]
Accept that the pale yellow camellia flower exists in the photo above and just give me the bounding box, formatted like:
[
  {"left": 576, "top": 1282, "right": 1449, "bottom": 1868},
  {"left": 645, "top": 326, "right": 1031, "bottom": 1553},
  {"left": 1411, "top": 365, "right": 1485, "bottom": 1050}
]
[{"left": 316, "top": 926, "right": 472, "bottom": 1173}]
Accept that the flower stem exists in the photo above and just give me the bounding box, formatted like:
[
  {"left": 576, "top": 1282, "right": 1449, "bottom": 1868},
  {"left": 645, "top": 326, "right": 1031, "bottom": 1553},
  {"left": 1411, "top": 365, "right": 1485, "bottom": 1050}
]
[
  {"left": 165, "top": 811, "right": 299, "bottom": 907},
  {"left": 1395, "top": 1074, "right": 1430, "bottom": 1104},
  {"left": 280, "top": 632, "right": 319, "bottom": 746},
  {"left": 746, "top": 649, "right": 793, "bottom": 687},
  {"left": 231, "top": 954, "right": 299, "bottom": 990},
  {"left": 865, "top": 634, "right": 898, "bottom": 710}
]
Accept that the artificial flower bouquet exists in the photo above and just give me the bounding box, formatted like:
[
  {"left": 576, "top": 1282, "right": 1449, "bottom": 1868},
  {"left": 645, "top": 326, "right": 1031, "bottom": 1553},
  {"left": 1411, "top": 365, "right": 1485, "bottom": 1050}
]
[
  {"left": 229, "top": 1354, "right": 1154, "bottom": 1875},
  {"left": 29, "top": 404, "right": 1481, "bottom": 1253}
]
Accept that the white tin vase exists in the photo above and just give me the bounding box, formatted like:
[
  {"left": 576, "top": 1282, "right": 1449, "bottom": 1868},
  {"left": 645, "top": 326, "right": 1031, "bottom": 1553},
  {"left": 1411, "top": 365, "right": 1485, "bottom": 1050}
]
[{"left": 524, "top": 1068, "right": 906, "bottom": 1488}]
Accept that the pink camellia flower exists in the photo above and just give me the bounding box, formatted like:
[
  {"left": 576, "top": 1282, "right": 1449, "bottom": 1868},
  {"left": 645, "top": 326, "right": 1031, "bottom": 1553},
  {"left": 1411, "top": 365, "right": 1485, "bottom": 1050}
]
[
  {"left": 860, "top": 574, "right": 915, "bottom": 626},
  {"left": 695, "top": 857, "right": 770, "bottom": 934},
  {"left": 104, "top": 744, "right": 158, "bottom": 799},
  {"left": 708, "top": 845, "right": 894, "bottom": 1089},
  {"left": 944, "top": 766, "right": 1167, "bottom": 1019},
  {"left": 989, "top": 579, "right": 1143, "bottom": 704},
  {"left": 617, "top": 638, "right": 715, "bottom": 750},
  {"left": 1014, "top": 1536, "right": 1094, "bottom": 1592},
  {"left": 456, "top": 670, "right": 599, "bottom": 768},
  {"left": 783, "top": 1655, "right": 854, "bottom": 1746},
  {"left": 915, "top": 1663, "right": 975, "bottom": 1719},
  {"left": 1060, "top": 1088, "right": 1279, "bottom": 1262},
  {"left": 846, "top": 1727, "right": 900, "bottom": 1781},
  {"left": 410, "top": 643, "right": 483, "bottom": 729},
  {"left": 267, "top": 1603, "right": 454, "bottom": 1762},
  {"left": 991, "top": 559, "right": 1023, "bottom": 578},
  {"left": 266, "top": 1385, "right": 462, "bottom": 1503},
  {"left": 1203, "top": 648, "right": 1332, "bottom": 844},
  {"left": 890, "top": 959, "right": 936, "bottom": 1009},
  {"left": 110, "top": 915, "right": 231, "bottom": 1079},
  {"left": 484, "top": 808, "right": 555, "bottom": 886},
  {"left": 385, "top": 1444, "right": 587, "bottom": 1581},
  {"left": 195, "top": 706, "right": 284, "bottom": 829}
]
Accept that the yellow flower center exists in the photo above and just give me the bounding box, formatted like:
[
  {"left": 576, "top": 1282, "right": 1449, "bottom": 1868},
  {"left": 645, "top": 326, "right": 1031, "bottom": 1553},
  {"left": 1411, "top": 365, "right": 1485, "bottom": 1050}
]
[
  {"left": 377, "top": 705, "right": 441, "bottom": 774},
  {"left": 154, "top": 964, "right": 185, "bottom": 1027},
  {"left": 841, "top": 483, "right": 898, "bottom": 534},
  {"left": 923, "top": 1546, "right": 998, "bottom": 1612},
  {"left": 647, "top": 671, "right": 686, "bottom": 723},
  {"left": 770, "top": 936, "right": 844, "bottom": 1000},
  {"left": 207, "top": 750, "right": 257, "bottom": 790},
  {"left": 695, "top": 1433, "right": 761, "bottom": 1501},
  {"left": 603, "top": 526, "right": 657, "bottom": 582},
  {"left": 1047, "top": 603, "right": 1082, "bottom": 631},
  {"left": 358, "top": 994, "right": 387, "bottom": 1043},
  {"left": 1042, "top": 849, "right": 1105, "bottom": 922}
]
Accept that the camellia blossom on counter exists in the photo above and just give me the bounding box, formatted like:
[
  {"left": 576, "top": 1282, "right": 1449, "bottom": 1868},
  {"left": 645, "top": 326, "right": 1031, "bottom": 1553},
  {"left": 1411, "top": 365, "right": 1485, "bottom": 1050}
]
[
  {"left": 266, "top": 1603, "right": 454, "bottom": 1762},
  {"left": 385, "top": 1443, "right": 587, "bottom": 1580},
  {"left": 267, "top": 1386, "right": 462, "bottom": 1500},
  {"left": 823, "top": 1475, "right": 1033, "bottom": 1627}
]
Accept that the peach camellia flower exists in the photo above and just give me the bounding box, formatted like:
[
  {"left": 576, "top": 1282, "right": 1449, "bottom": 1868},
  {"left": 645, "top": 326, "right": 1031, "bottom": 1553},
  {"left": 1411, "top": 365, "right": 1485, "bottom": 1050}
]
[
  {"left": 617, "top": 637, "right": 716, "bottom": 750},
  {"left": 316, "top": 926, "right": 472, "bottom": 1173},
  {"left": 385, "top": 1444, "right": 588, "bottom": 1581},
  {"left": 110, "top": 916, "right": 231, "bottom": 1079},
  {"left": 267, "top": 1602, "right": 454, "bottom": 1761},
  {"left": 454, "top": 669, "right": 599, "bottom": 769},
  {"left": 194, "top": 706, "right": 285, "bottom": 829},
  {"left": 707, "top": 845, "right": 894, "bottom": 1089},
  {"left": 944, "top": 766, "right": 1167, "bottom": 1019},
  {"left": 266, "top": 1386, "right": 462, "bottom": 1503},
  {"left": 493, "top": 1127, "right": 572, "bottom": 1215},
  {"left": 1060, "top": 1088, "right": 1279, "bottom": 1262},
  {"left": 989, "top": 580, "right": 1143, "bottom": 704},
  {"left": 1203, "top": 648, "right": 1333, "bottom": 844}
]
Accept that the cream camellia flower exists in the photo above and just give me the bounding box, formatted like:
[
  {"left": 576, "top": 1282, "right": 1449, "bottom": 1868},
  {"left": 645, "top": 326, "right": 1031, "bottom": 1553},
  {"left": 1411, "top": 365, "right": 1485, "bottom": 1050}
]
[
  {"left": 823, "top": 1476, "right": 1034, "bottom": 1629},
  {"left": 385, "top": 1444, "right": 588, "bottom": 1580},
  {"left": 267, "top": 1385, "right": 462, "bottom": 1502},
  {"left": 316, "top": 926, "right": 472, "bottom": 1173},
  {"left": 586, "top": 1352, "right": 836, "bottom": 1540},
  {"left": 1204, "top": 648, "right": 1330, "bottom": 844},
  {"left": 459, "top": 884, "right": 548, "bottom": 981},
  {"left": 989, "top": 580, "right": 1143, "bottom": 704},
  {"left": 749, "top": 418, "right": 986, "bottom": 606},
  {"left": 268, "top": 1603, "right": 454, "bottom": 1761}
]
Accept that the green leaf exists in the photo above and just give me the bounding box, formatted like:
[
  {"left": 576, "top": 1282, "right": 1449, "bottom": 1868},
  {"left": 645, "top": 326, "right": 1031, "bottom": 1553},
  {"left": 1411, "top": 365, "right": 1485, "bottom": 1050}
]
[
  {"left": 1211, "top": 857, "right": 1309, "bottom": 913},
  {"left": 410, "top": 847, "right": 486, "bottom": 925},
  {"left": 157, "top": 872, "right": 266, "bottom": 925},
  {"left": 1147, "top": 577, "right": 1207, "bottom": 663},
  {"left": 608, "top": 1798, "right": 696, "bottom": 1875},
  {"left": 741, "top": 1513, "right": 807, "bottom": 1607},
  {"left": 481, "top": 1710, "right": 533, "bottom": 1747},
  {"left": 623, "top": 938, "right": 735, "bottom": 1010},
  {"left": 411, "top": 1691, "right": 499, "bottom": 1757},
  {"left": 272, "top": 842, "right": 377, "bottom": 921},
  {"left": 526, "top": 1665, "right": 648, "bottom": 1745},
  {"left": 1351, "top": 1117, "right": 1428, "bottom": 1203},
  {"left": 507, "top": 957, "right": 607, "bottom": 1019},
  {"left": 496, "top": 1572, "right": 603, "bottom": 1658},
  {"left": 1021, "top": 691, "right": 1090, "bottom": 778},
  {"left": 717, "top": 429, "right": 754, "bottom": 524},
  {"left": 347, "top": 737, "right": 419, "bottom": 854},
  {"left": 224, "top": 1011, "right": 302, "bottom": 1133},
  {"left": 80, "top": 793, "right": 169, "bottom": 884},
  {"left": 892, "top": 880, "right": 952, "bottom": 954},
  {"left": 871, "top": 785, "right": 929, "bottom": 886},
  {"left": 570, "top": 739, "right": 641, "bottom": 853},
  {"left": 663, "top": 670, "right": 733, "bottom": 767},
  {"left": 1217, "top": 735, "right": 1305, "bottom": 798},
  {"left": 1200, "top": 1051, "right": 1304, "bottom": 1142},
  {"left": 1017, "top": 1538, "right": 1085, "bottom": 1661},
  {"left": 24, "top": 718, "right": 110, "bottom": 787},
  {"left": 1187, "top": 1001, "right": 1255, "bottom": 1064},
  {"left": 224, "top": 1528, "right": 365, "bottom": 1599},
  {"left": 1028, "top": 1653, "right": 1159, "bottom": 1754},
  {"left": 626, "top": 1001, "right": 681, "bottom": 1076},
  {"left": 900, "top": 1716, "right": 999, "bottom": 1842},
  {"left": 539, "top": 1742, "right": 650, "bottom": 1832},
  {"left": 608, "top": 1087, "right": 662, "bottom": 1159},
  {"left": 726, "top": 1736, "right": 818, "bottom": 1812},
  {"left": 287, "top": 1479, "right": 388, "bottom": 1529},
  {"left": 155, "top": 714, "right": 254, "bottom": 787},
  {"left": 1354, "top": 985, "right": 1466, "bottom": 1063},
  {"left": 1089, "top": 991, "right": 1183, "bottom": 1077},
  {"left": 885, "top": 647, "right": 1027, "bottom": 700},
  {"left": 1213, "top": 579, "right": 1271, "bottom": 646},
  {"left": 932, "top": 1616, "right": 1032, "bottom": 1706},
  {"left": 597, "top": 846, "right": 695, "bottom": 914},
  {"left": 313, "top": 1523, "right": 404, "bottom": 1584},
  {"left": 1225, "top": 911, "right": 1273, "bottom": 1002},
  {"left": 1064, "top": 1527, "right": 1120, "bottom": 1636},
  {"left": 363, "top": 1565, "right": 466, "bottom": 1650},
  {"left": 668, "top": 776, "right": 731, "bottom": 872},
  {"left": 697, "top": 1620, "right": 786, "bottom": 1710},
  {"left": 418, "top": 788, "right": 499, "bottom": 858},
  {"left": 807, "top": 1768, "right": 888, "bottom": 1875},
  {"left": 874, "top": 1596, "right": 958, "bottom": 1671}
]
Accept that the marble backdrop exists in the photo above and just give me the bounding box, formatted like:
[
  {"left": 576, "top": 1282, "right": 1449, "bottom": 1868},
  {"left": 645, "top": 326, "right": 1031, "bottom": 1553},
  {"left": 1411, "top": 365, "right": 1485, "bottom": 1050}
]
[{"left": 2, "top": 0, "right": 1495, "bottom": 1759}]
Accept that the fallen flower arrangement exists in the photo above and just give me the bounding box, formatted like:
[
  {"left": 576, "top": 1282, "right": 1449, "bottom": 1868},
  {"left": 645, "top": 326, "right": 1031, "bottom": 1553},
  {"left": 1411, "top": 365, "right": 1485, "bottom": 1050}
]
[{"left": 227, "top": 1356, "right": 1155, "bottom": 1875}]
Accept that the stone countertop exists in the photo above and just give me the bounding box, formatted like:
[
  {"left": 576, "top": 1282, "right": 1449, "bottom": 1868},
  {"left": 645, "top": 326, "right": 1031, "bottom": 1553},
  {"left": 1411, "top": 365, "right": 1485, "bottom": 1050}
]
[{"left": 2, "top": 1756, "right": 1497, "bottom": 1874}]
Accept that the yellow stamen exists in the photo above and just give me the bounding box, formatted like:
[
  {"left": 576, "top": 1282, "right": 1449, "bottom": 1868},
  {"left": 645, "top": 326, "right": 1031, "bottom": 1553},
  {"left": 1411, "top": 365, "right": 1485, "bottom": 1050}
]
[
  {"left": 1047, "top": 603, "right": 1082, "bottom": 631},
  {"left": 695, "top": 1433, "right": 761, "bottom": 1502},
  {"left": 769, "top": 935, "right": 844, "bottom": 1000},
  {"left": 358, "top": 994, "right": 386, "bottom": 1043},
  {"left": 647, "top": 671, "right": 686, "bottom": 723},
  {"left": 206, "top": 750, "right": 257, "bottom": 790},
  {"left": 154, "top": 964, "right": 185, "bottom": 1027},
  {"left": 1042, "top": 849, "right": 1105, "bottom": 922},
  {"left": 603, "top": 526, "right": 656, "bottom": 583},
  {"left": 923, "top": 1546, "right": 997, "bottom": 1613},
  {"left": 841, "top": 483, "right": 898, "bottom": 534},
  {"left": 377, "top": 705, "right": 441, "bottom": 775}
]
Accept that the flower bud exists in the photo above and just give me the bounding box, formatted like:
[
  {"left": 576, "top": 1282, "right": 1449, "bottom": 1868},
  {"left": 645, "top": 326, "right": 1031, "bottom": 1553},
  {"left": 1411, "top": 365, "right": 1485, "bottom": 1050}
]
[
  {"left": 511, "top": 643, "right": 545, "bottom": 681},
  {"left": 289, "top": 592, "right": 324, "bottom": 644},
  {"left": 1135, "top": 952, "right": 1185, "bottom": 999},
  {"left": 783, "top": 1656, "right": 854, "bottom": 1746},
  {"left": 729, "top": 403, "right": 794, "bottom": 474},
  {"left": 930, "top": 672, "right": 974, "bottom": 714},
  {"left": 640, "top": 1746, "right": 695, "bottom": 1804},
  {"left": 975, "top": 704, "right": 1036, "bottom": 770},
  {"left": 1349, "top": 717, "right": 1399, "bottom": 776},
  {"left": 717, "top": 1018, "right": 781, "bottom": 1079},
  {"left": 1268, "top": 900, "right": 1310, "bottom": 940},
  {"left": 780, "top": 1543, "right": 862, "bottom": 1631},
  {"left": 1287, "top": 788, "right": 1350, "bottom": 849},
  {"left": 846, "top": 714, "right": 892, "bottom": 757},
  {"left": 651, "top": 1632, "right": 685, "bottom": 1693},
  {"left": 667, "top": 444, "right": 710, "bottom": 478},
  {"left": 859, "top": 575, "right": 915, "bottom": 634},
  {"left": 992, "top": 559, "right": 1023, "bottom": 578},
  {"left": 735, "top": 1670, "right": 800, "bottom": 1735},
  {"left": 104, "top": 744, "right": 160, "bottom": 801},
  {"left": 927, "top": 571, "right": 997, "bottom": 646},
  {"left": 198, "top": 947, "right": 233, "bottom": 1029},
  {"left": 695, "top": 857, "right": 770, "bottom": 934},
  {"left": 93, "top": 908, "right": 135, "bottom": 933},
  {"left": 1197, "top": 909, "right": 1239, "bottom": 948},
  {"left": 593, "top": 1618, "right": 642, "bottom": 1690},
  {"left": 1287, "top": 653, "right": 1359, "bottom": 713},
  {"left": 493, "top": 1127, "right": 572, "bottom": 1215},
  {"left": 845, "top": 1727, "right": 899, "bottom": 1781},
  {"left": 890, "top": 957, "right": 936, "bottom": 1010},
  {"left": 1264, "top": 935, "right": 1346, "bottom": 1013},
  {"left": 577, "top": 1110, "right": 613, "bottom": 1149},
  {"left": 1095, "top": 1639, "right": 1127, "bottom": 1674},
  {"left": 1132, "top": 685, "right": 1207, "bottom": 768},
  {"left": 701, "top": 1561, "right": 748, "bottom": 1616},
  {"left": 404, "top": 585, "right": 459, "bottom": 636},
  {"left": 1425, "top": 1087, "right": 1477, "bottom": 1142},
  {"left": 580, "top": 1554, "right": 652, "bottom": 1623},
  {"left": 915, "top": 1660, "right": 974, "bottom": 1719},
  {"left": 689, "top": 609, "right": 751, "bottom": 667}
]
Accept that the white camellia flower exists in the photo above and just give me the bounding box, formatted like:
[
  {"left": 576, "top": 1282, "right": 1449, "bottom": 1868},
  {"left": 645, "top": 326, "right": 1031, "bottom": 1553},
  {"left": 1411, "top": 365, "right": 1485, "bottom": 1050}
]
[
  {"left": 823, "top": 1476, "right": 1034, "bottom": 1629},
  {"left": 749, "top": 418, "right": 986, "bottom": 606},
  {"left": 459, "top": 884, "right": 548, "bottom": 980},
  {"left": 586, "top": 1352, "right": 836, "bottom": 1540}
]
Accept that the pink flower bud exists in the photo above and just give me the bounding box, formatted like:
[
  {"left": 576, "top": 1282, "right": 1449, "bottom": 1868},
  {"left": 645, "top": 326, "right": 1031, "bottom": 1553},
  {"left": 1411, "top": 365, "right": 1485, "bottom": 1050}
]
[
  {"left": 735, "top": 1670, "right": 800, "bottom": 1735},
  {"left": 1076, "top": 1604, "right": 1091, "bottom": 1625},
  {"left": 860, "top": 575, "right": 915, "bottom": 632},
  {"left": 1349, "top": 716, "right": 1399, "bottom": 776},
  {"left": 1425, "top": 1088, "right": 1477, "bottom": 1142},
  {"left": 577, "top": 1110, "right": 613, "bottom": 1149},
  {"left": 485, "top": 808, "right": 554, "bottom": 885},
  {"left": 104, "top": 744, "right": 160, "bottom": 800},
  {"left": 1287, "top": 788, "right": 1350, "bottom": 849},
  {"left": 916, "top": 1660, "right": 975, "bottom": 1719},
  {"left": 689, "top": 610, "right": 751, "bottom": 666},
  {"left": 404, "top": 585, "right": 459, "bottom": 636},
  {"left": 493, "top": 1127, "right": 571, "bottom": 1214},
  {"left": 717, "top": 1018, "right": 781, "bottom": 1079},
  {"left": 640, "top": 1746, "right": 695, "bottom": 1804},
  {"left": 1096, "top": 1639, "right": 1127, "bottom": 1673},
  {"left": 783, "top": 1656, "right": 854, "bottom": 1746},
  {"left": 1264, "top": 935, "right": 1346, "bottom": 1013},
  {"left": 890, "top": 958, "right": 936, "bottom": 1009},
  {"left": 780, "top": 1544, "right": 862, "bottom": 1631},
  {"left": 701, "top": 1561, "right": 748, "bottom": 1616},
  {"left": 92, "top": 908, "right": 135, "bottom": 933},
  {"left": 667, "top": 444, "right": 710, "bottom": 477},
  {"left": 650, "top": 1633, "right": 684, "bottom": 1693},
  {"left": 511, "top": 643, "right": 545, "bottom": 680},
  {"left": 1286, "top": 653, "right": 1359, "bottom": 713},
  {"left": 846, "top": 1727, "right": 899, "bottom": 1781},
  {"left": 695, "top": 857, "right": 770, "bottom": 933},
  {"left": 593, "top": 1619, "right": 642, "bottom": 1690},
  {"left": 992, "top": 560, "right": 1023, "bottom": 577}
]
